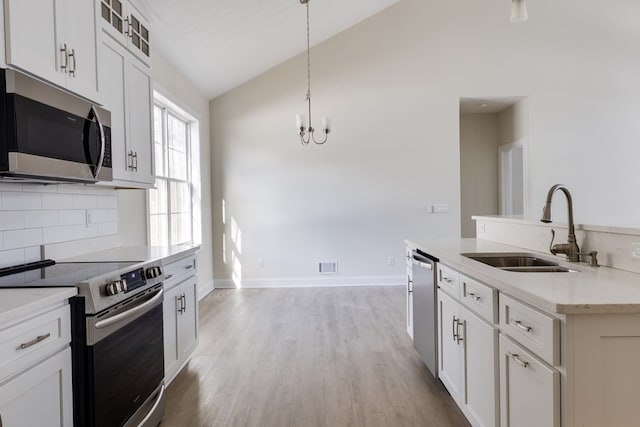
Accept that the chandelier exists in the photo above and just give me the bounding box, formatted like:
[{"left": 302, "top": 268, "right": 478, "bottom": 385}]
[
  {"left": 296, "top": 0, "right": 331, "bottom": 145},
  {"left": 510, "top": 0, "right": 528, "bottom": 23}
]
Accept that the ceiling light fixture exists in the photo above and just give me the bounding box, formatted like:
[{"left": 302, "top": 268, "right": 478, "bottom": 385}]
[
  {"left": 296, "top": 0, "right": 331, "bottom": 145},
  {"left": 510, "top": 0, "right": 528, "bottom": 23}
]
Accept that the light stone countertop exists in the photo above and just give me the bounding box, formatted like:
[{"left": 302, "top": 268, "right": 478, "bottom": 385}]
[
  {"left": 406, "top": 238, "right": 640, "bottom": 315},
  {"left": 59, "top": 244, "right": 200, "bottom": 265},
  {"left": 0, "top": 288, "right": 77, "bottom": 326}
]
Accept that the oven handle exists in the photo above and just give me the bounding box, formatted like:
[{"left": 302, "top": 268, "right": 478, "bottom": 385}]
[
  {"left": 95, "top": 288, "right": 163, "bottom": 330},
  {"left": 138, "top": 383, "right": 165, "bottom": 426}
]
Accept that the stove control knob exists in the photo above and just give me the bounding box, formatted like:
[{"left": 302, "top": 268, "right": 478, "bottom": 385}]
[
  {"left": 146, "top": 266, "right": 163, "bottom": 279},
  {"left": 105, "top": 279, "right": 127, "bottom": 296}
]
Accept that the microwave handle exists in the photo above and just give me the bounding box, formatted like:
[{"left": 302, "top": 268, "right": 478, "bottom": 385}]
[{"left": 90, "top": 105, "right": 106, "bottom": 179}]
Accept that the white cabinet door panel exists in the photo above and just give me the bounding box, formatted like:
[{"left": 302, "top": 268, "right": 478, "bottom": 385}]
[
  {"left": 4, "top": 0, "right": 64, "bottom": 86},
  {"left": 62, "top": 0, "right": 99, "bottom": 101},
  {"left": 438, "top": 290, "right": 462, "bottom": 403},
  {"left": 0, "top": 347, "right": 73, "bottom": 427},
  {"left": 499, "top": 334, "right": 559, "bottom": 427}
]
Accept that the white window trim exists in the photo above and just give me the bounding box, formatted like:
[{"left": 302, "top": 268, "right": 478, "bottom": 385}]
[{"left": 147, "top": 90, "right": 201, "bottom": 246}]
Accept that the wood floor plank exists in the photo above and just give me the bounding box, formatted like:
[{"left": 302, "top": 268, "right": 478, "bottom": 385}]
[{"left": 161, "top": 286, "right": 470, "bottom": 427}]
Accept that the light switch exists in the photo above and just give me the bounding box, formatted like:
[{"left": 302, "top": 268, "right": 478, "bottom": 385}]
[
  {"left": 632, "top": 242, "right": 640, "bottom": 260},
  {"left": 431, "top": 204, "right": 449, "bottom": 214}
]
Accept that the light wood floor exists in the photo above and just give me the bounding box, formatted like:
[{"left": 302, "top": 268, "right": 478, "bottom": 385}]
[{"left": 161, "top": 286, "right": 469, "bottom": 427}]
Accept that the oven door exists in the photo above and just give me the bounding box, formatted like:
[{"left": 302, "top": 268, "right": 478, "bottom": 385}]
[{"left": 85, "top": 285, "right": 165, "bottom": 427}]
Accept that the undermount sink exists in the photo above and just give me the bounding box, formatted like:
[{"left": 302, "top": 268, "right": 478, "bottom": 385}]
[{"left": 461, "top": 252, "right": 578, "bottom": 273}]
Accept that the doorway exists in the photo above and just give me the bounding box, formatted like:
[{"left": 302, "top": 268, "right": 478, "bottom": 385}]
[{"left": 459, "top": 97, "right": 529, "bottom": 237}]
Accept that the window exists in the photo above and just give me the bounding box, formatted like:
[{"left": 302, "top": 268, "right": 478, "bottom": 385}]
[{"left": 148, "top": 93, "right": 201, "bottom": 246}]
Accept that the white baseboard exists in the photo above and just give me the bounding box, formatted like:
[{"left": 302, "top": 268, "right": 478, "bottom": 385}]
[
  {"left": 198, "top": 279, "right": 215, "bottom": 300},
  {"left": 213, "top": 275, "right": 405, "bottom": 289}
]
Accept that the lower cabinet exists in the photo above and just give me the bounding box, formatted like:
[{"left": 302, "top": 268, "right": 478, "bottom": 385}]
[
  {"left": 437, "top": 290, "right": 498, "bottom": 427},
  {"left": 0, "top": 347, "right": 73, "bottom": 427},
  {"left": 163, "top": 271, "right": 199, "bottom": 383},
  {"left": 499, "top": 334, "right": 559, "bottom": 427}
]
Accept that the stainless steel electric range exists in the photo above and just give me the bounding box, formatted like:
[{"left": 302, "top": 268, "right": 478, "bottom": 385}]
[{"left": 0, "top": 259, "right": 166, "bottom": 427}]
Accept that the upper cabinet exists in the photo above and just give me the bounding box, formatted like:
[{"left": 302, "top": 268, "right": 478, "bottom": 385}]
[
  {"left": 99, "top": 0, "right": 151, "bottom": 66},
  {"left": 97, "top": 0, "right": 155, "bottom": 188},
  {"left": 4, "top": 0, "right": 100, "bottom": 102}
]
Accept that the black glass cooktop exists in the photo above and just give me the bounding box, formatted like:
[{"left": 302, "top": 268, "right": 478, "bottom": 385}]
[{"left": 0, "top": 260, "right": 139, "bottom": 288}]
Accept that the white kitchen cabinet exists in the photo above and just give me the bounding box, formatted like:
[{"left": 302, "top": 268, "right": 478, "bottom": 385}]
[
  {"left": 461, "top": 305, "right": 499, "bottom": 427},
  {"left": 437, "top": 289, "right": 463, "bottom": 403},
  {"left": 98, "top": 32, "right": 154, "bottom": 188},
  {"left": 406, "top": 248, "right": 413, "bottom": 339},
  {"left": 435, "top": 262, "right": 499, "bottom": 427},
  {"left": 4, "top": 0, "right": 99, "bottom": 102},
  {"left": 163, "top": 252, "right": 199, "bottom": 383},
  {"left": 499, "top": 334, "right": 559, "bottom": 427},
  {"left": 0, "top": 298, "right": 74, "bottom": 427},
  {"left": 98, "top": 0, "right": 151, "bottom": 66},
  {"left": 0, "top": 347, "right": 73, "bottom": 427}
]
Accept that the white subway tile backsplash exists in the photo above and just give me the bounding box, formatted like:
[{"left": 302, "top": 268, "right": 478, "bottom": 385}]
[
  {"left": 42, "top": 193, "right": 74, "bottom": 209},
  {"left": 73, "top": 224, "right": 98, "bottom": 240},
  {"left": 44, "top": 226, "right": 75, "bottom": 244},
  {"left": 4, "top": 228, "right": 43, "bottom": 250},
  {"left": 24, "top": 246, "right": 41, "bottom": 263},
  {"left": 0, "top": 211, "right": 25, "bottom": 231},
  {"left": 1, "top": 192, "right": 42, "bottom": 210},
  {"left": 72, "top": 194, "right": 97, "bottom": 209},
  {"left": 21, "top": 184, "right": 59, "bottom": 193},
  {"left": 59, "top": 210, "right": 86, "bottom": 226},
  {"left": 97, "top": 195, "right": 118, "bottom": 209},
  {"left": 57, "top": 184, "right": 85, "bottom": 194},
  {"left": 0, "top": 183, "right": 120, "bottom": 255},
  {"left": 0, "top": 248, "right": 25, "bottom": 268},
  {"left": 0, "top": 183, "right": 23, "bottom": 192},
  {"left": 98, "top": 222, "right": 118, "bottom": 236},
  {"left": 25, "top": 210, "right": 60, "bottom": 228}
]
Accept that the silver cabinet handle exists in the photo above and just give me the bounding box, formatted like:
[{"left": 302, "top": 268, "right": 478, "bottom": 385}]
[
  {"left": 407, "top": 275, "right": 412, "bottom": 294},
  {"left": 165, "top": 274, "right": 173, "bottom": 280},
  {"left": 69, "top": 48, "right": 76, "bottom": 76},
  {"left": 452, "top": 316, "right": 459, "bottom": 342},
  {"left": 176, "top": 294, "right": 182, "bottom": 314},
  {"left": 182, "top": 293, "right": 187, "bottom": 313},
  {"left": 18, "top": 333, "right": 51, "bottom": 350},
  {"left": 60, "top": 43, "right": 69, "bottom": 72},
  {"left": 508, "top": 352, "right": 529, "bottom": 368},
  {"left": 513, "top": 320, "right": 533, "bottom": 332},
  {"left": 184, "top": 264, "right": 194, "bottom": 270},
  {"left": 442, "top": 276, "right": 453, "bottom": 284},
  {"left": 133, "top": 151, "right": 138, "bottom": 171},
  {"left": 456, "top": 319, "right": 464, "bottom": 344},
  {"left": 467, "top": 292, "right": 481, "bottom": 301},
  {"left": 124, "top": 17, "right": 131, "bottom": 37}
]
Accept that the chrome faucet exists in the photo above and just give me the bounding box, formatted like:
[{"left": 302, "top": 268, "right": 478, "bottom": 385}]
[{"left": 540, "top": 184, "right": 581, "bottom": 262}]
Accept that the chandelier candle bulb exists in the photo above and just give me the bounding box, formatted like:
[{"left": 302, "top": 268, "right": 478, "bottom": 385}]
[
  {"left": 296, "top": 114, "right": 306, "bottom": 129},
  {"left": 322, "top": 116, "right": 331, "bottom": 132},
  {"left": 510, "top": 0, "right": 528, "bottom": 23}
]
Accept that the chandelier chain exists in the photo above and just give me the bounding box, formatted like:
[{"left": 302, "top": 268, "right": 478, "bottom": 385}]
[{"left": 306, "top": 1, "right": 311, "bottom": 101}]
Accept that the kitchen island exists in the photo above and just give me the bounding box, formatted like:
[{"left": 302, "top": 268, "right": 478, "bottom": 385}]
[{"left": 407, "top": 238, "right": 640, "bottom": 427}]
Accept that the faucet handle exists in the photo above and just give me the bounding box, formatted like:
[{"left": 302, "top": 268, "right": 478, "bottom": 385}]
[{"left": 549, "top": 229, "right": 557, "bottom": 255}]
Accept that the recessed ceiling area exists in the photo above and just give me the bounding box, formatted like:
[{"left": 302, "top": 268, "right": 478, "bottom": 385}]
[
  {"left": 149, "top": 0, "right": 401, "bottom": 99},
  {"left": 459, "top": 97, "right": 525, "bottom": 114}
]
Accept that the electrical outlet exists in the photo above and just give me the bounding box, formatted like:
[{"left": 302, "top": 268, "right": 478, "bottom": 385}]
[
  {"left": 632, "top": 242, "right": 640, "bottom": 260},
  {"left": 387, "top": 256, "right": 395, "bottom": 266}
]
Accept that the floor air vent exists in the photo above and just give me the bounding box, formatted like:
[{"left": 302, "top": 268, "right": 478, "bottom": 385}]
[{"left": 318, "top": 261, "right": 338, "bottom": 275}]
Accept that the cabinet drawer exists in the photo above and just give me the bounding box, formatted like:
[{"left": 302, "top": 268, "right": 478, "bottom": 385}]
[
  {"left": 163, "top": 253, "right": 197, "bottom": 290},
  {"left": 499, "top": 294, "right": 559, "bottom": 366},
  {"left": 437, "top": 264, "right": 460, "bottom": 299},
  {"left": 0, "top": 305, "right": 71, "bottom": 382},
  {"left": 460, "top": 274, "right": 497, "bottom": 324}
]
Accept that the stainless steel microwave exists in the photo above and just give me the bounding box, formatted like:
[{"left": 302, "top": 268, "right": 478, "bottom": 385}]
[{"left": 0, "top": 69, "right": 112, "bottom": 183}]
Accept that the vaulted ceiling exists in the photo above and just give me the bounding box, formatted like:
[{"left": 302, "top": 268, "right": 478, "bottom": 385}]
[{"left": 149, "top": 0, "right": 400, "bottom": 99}]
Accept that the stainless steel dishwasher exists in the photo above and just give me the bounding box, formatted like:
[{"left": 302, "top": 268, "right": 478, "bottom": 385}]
[{"left": 411, "top": 249, "right": 439, "bottom": 378}]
